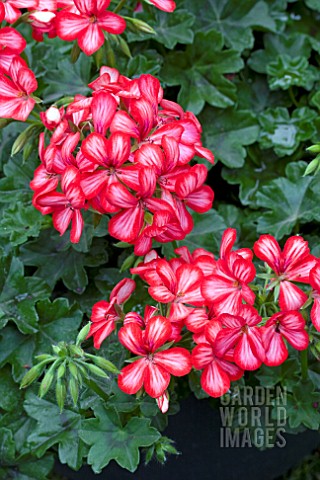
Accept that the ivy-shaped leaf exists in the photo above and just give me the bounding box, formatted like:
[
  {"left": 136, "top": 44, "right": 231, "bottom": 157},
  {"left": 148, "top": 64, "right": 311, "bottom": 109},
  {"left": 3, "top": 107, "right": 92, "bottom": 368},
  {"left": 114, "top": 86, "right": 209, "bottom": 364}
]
[
  {"left": 200, "top": 107, "right": 260, "bottom": 167},
  {"left": 0, "top": 256, "right": 50, "bottom": 334},
  {"left": 24, "top": 392, "right": 86, "bottom": 470},
  {"left": 80, "top": 404, "right": 160, "bottom": 473},
  {"left": 0, "top": 298, "right": 82, "bottom": 381},
  {"left": 127, "top": 8, "right": 195, "bottom": 49},
  {"left": 161, "top": 30, "right": 243, "bottom": 114},
  {"left": 285, "top": 381, "right": 320, "bottom": 430},
  {"left": 21, "top": 230, "right": 108, "bottom": 293},
  {"left": 0, "top": 202, "right": 49, "bottom": 246},
  {"left": 255, "top": 161, "right": 320, "bottom": 238},
  {"left": 42, "top": 54, "right": 92, "bottom": 103},
  {"left": 248, "top": 32, "right": 312, "bottom": 73},
  {"left": 267, "top": 54, "right": 319, "bottom": 90},
  {"left": 222, "top": 145, "right": 289, "bottom": 206},
  {"left": 258, "top": 106, "right": 317, "bottom": 156},
  {"left": 183, "top": 0, "right": 276, "bottom": 52}
]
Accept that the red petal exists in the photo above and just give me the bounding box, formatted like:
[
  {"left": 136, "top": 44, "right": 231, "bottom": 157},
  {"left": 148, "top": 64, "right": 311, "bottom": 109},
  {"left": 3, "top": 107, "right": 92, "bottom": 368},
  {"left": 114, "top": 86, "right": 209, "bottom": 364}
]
[
  {"left": 118, "top": 323, "right": 146, "bottom": 355},
  {"left": 108, "top": 206, "right": 144, "bottom": 242},
  {"left": 78, "top": 24, "right": 105, "bottom": 56},
  {"left": 53, "top": 208, "right": 73, "bottom": 236},
  {"left": 118, "top": 359, "right": 147, "bottom": 395},
  {"left": 234, "top": 335, "right": 262, "bottom": 370},
  {"left": 253, "top": 235, "right": 281, "bottom": 274},
  {"left": 154, "top": 347, "right": 192, "bottom": 376},
  {"left": 279, "top": 281, "right": 308, "bottom": 310},
  {"left": 201, "top": 361, "right": 230, "bottom": 398},
  {"left": 92, "top": 91, "right": 117, "bottom": 136},
  {"left": 144, "top": 315, "right": 172, "bottom": 351},
  {"left": 144, "top": 362, "right": 170, "bottom": 398},
  {"left": 110, "top": 278, "right": 136, "bottom": 304}
]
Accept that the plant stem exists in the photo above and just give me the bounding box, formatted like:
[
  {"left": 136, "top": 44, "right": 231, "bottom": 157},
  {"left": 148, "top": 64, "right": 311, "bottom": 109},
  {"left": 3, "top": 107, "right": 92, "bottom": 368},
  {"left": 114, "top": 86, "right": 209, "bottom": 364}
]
[
  {"left": 83, "top": 377, "right": 109, "bottom": 402},
  {"left": 113, "top": 0, "right": 126, "bottom": 13},
  {"left": 289, "top": 87, "right": 299, "bottom": 108},
  {"left": 301, "top": 349, "right": 308, "bottom": 381}
]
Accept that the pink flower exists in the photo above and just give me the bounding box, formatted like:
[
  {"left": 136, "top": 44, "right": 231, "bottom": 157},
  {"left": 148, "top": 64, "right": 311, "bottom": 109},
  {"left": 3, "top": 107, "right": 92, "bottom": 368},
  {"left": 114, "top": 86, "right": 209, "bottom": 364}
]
[
  {"left": 118, "top": 316, "right": 191, "bottom": 398},
  {"left": 36, "top": 165, "right": 85, "bottom": 243},
  {"left": 87, "top": 278, "right": 136, "bottom": 348},
  {"left": 148, "top": 0, "right": 176, "bottom": 13},
  {"left": 254, "top": 235, "right": 317, "bottom": 310},
  {"left": 202, "top": 229, "right": 256, "bottom": 315},
  {"left": 56, "top": 0, "right": 126, "bottom": 55},
  {"left": 214, "top": 305, "right": 265, "bottom": 371},
  {"left": 0, "top": 27, "right": 26, "bottom": 75},
  {"left": 192, "top": 322, "right": 243, "bottom": 397},
  {"left": 309, "top": 263, "right": 320, "bottom": 331},
  {"left": 0, "top": 57, "right": 38, "bottom": 121},
  {"left": 261, "top": 311, "right": 309, "bottom": 366},
  {"left": 2, "top": 0, "right": 38, "bottom": 23},
  {"left": 147, "top": 259, "right": 204, "bottom": 321}
]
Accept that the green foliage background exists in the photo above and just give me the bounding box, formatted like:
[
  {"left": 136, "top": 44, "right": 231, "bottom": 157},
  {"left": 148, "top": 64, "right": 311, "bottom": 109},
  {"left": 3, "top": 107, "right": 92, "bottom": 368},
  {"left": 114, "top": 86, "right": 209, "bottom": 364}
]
[{"left": 1, "top": 0, "right": 320, "bottom": 477}]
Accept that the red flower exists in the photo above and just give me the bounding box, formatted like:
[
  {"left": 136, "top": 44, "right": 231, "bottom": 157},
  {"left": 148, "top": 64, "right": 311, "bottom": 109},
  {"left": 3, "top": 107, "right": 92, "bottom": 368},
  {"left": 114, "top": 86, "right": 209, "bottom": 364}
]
[
  {"left": 309, "top": 263, "right": 320, "bottom": 331},
  {"left": 56, "top": 0, "right": 126, "bottom": 55},
  {"left": 261, "top": 311, "right": 309, "bottom": 366},
  {"left": 118, "top": 316, "right": 191, "bottom": 398},
  {"left": 2, "top": 0, "right": 38, "bottom": 23},
  {"left": 148, "top": 0, "right": 176, "bottom": 12},
  {"left": 87, "top": 278, "right": 136, "bottom": 348},
  {"left": 202, "top": 228, "right": 256, "bottom": 315},
  {"left": 147, "top": 259, "right": 204, "bottom": 321},
  {"left": 0, "top": 27, "right": 26, "bottom": 75},
  {"left": 254, "top": 235, "right": 317, "bottom": 310},
  {"left": 192, "top": 322, "right": 243, "bottom": 398},
  {"left": 36, "top": 165, "right": 85, "bottom": 243},
  {"left": 0, "top": 57, "right": 38, "bottom": 121},
  {"left": 214, "top": 305, "right": 265, "bottom": 371}
]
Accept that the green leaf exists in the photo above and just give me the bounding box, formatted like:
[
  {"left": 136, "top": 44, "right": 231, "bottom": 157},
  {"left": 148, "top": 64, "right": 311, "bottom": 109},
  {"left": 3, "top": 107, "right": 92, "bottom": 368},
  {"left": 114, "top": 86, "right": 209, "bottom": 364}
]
[
  {"left": 267, "top": 54, "right": 319, "bottom": 90},
  {"left": 248, "top": 32, "right": 312, "bottom": 73},
  {"left": 236, "top": 74, "right": 289, "bottom": 113},
  {"left": 258, "top": 107, "right": 317, "bottom": 156},
  {"left": 305, "top": 0, "right": 320, "bottom": 11},
  {"left": 0, "top": 366, "right": 22, "bottom": 411},
  {"left": 119, "top": 50, "right": 163, "bottom": 77},
  {"left": 24, "top": 391, "right": 85, "bottom": 470},
  {"left": 0, "top": 154, "right": 39, "bottom": 204},
  {"left": 42, "top": 54, "right": 92, "bottom": 103},
  {"left": 256, "top": 358, "right": 300, "bottom": 391},
  {"left": 0, "top": 202, "right": 47, "bottom": 246},
  {"left": 0, "top": 256, "right": 50, "bottom": 334},
  {"left": 0, "top": 427, "right": 16, "bottom": 464},
  {"left": 255, "top": 161, "right": 320, "bottom": 238},
  {"left": 20, "top": 230, "right": 107, "bottom": 293},
  {"left": 0, "top": 298, "right": 82, "bottom": 381},
  {"left": 127, "top": 9, "right": 195, "bottom": 49},
  {"left": 161, "top": 30, "right": 243, "bottom": 114},
  {"left": 183, "top": 0, "right": 276, "bottom": 52},
  {"left": 222, "top": 145, "right": 289, "bottom": 205},
  {"left": 200, "top": 107, "right": 260, "bottom": 167},
  {"left": 80, "top": 404, "right": 160, "bottom": 473},
  {"left": 285, "top": 381, "right": 320, "bottom": 429}
]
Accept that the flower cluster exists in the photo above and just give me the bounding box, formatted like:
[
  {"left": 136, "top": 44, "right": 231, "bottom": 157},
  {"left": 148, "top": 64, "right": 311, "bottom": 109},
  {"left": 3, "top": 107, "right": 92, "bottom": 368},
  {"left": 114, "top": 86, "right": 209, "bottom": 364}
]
[
  {"left": 87, "top": 230, "right": 320, "bottom": 411},
  {"left": 0, "top": 5, "right": 38, "bottom": 121},
  {"left": 1, "top": 0, "right": 176, "bottom": 55},
  {"left": 30, "top": 67, "right": 214, "bottom": 251}
]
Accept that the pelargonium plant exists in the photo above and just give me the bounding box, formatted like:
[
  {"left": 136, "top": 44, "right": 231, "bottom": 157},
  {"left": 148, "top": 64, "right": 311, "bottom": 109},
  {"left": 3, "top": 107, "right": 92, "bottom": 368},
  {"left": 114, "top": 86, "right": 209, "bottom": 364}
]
[{"left": 1, "top": 0, "right": 320, "bottom": 477}]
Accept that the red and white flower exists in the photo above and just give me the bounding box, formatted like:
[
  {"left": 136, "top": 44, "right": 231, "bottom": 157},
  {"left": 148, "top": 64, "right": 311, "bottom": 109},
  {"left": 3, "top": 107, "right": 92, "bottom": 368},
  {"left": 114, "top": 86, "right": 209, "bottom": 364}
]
[
  {"left": 118, "top": 316, "right": 192, "bottom": 398},
  {"left": 254, "top": 235, "right": 317, "bottom": 310}
]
